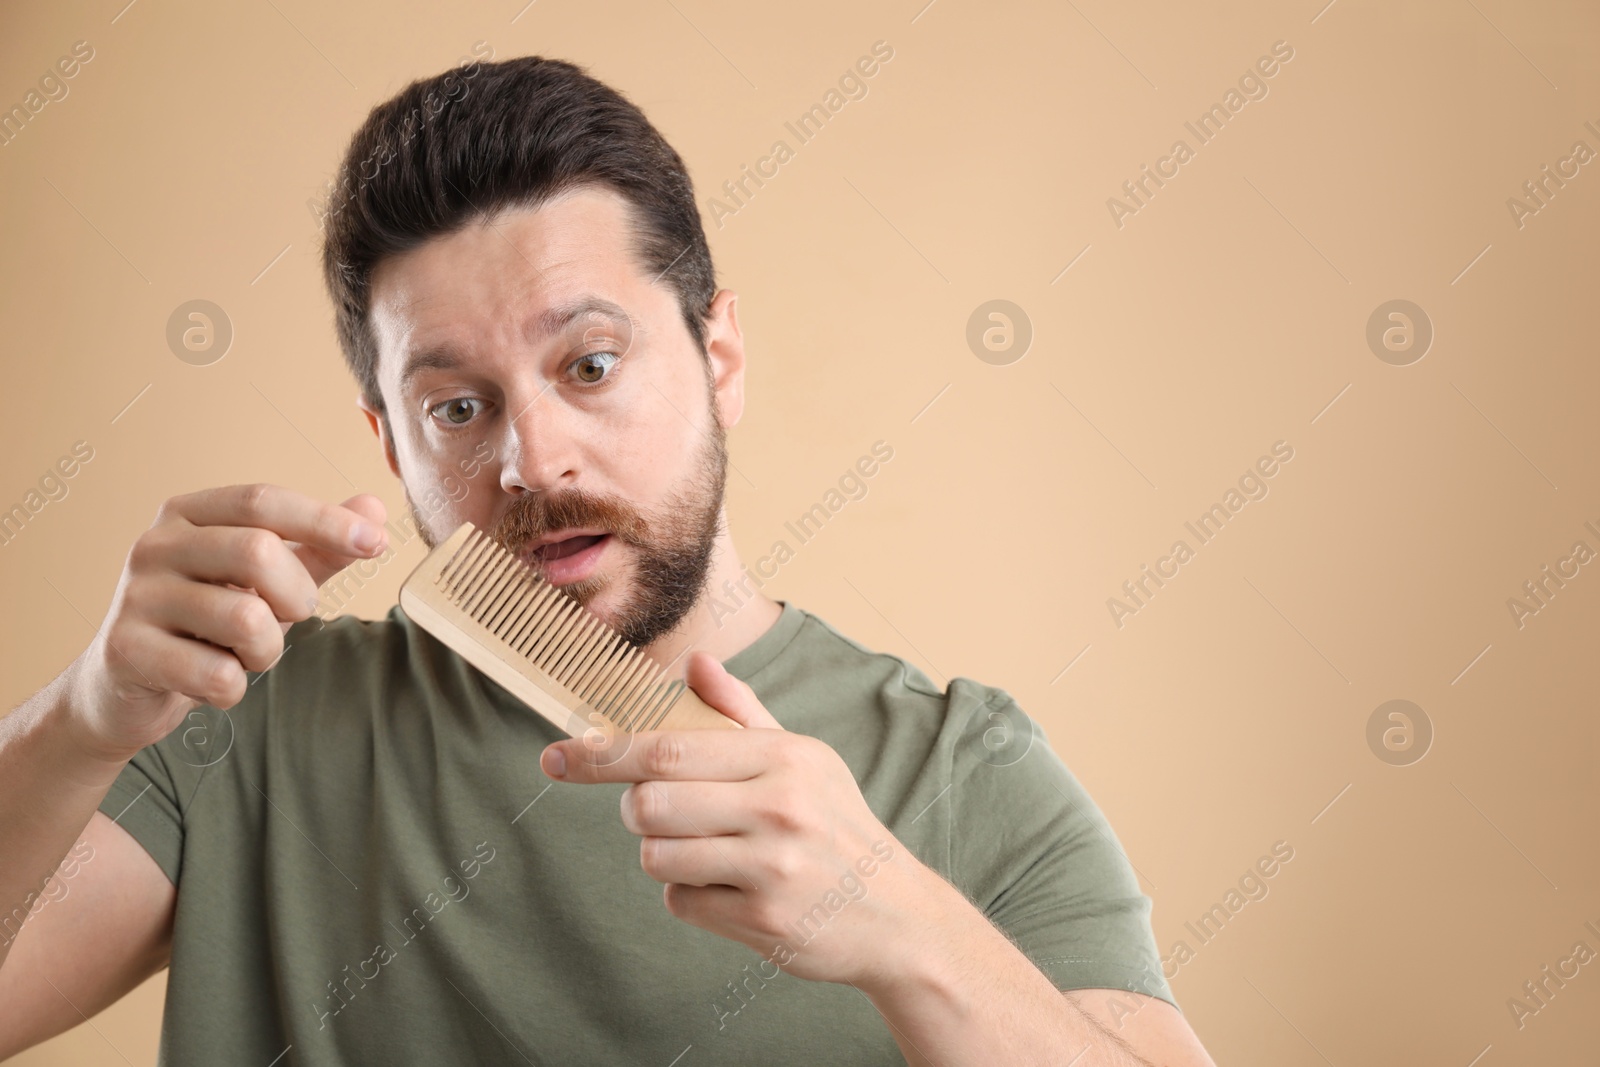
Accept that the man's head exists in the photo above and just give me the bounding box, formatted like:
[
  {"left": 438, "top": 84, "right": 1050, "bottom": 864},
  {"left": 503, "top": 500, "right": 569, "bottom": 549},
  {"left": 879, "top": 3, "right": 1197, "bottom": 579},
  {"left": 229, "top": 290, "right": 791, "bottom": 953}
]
[{"left": 320, "top": 55, "right": 747, "bottom": 649}]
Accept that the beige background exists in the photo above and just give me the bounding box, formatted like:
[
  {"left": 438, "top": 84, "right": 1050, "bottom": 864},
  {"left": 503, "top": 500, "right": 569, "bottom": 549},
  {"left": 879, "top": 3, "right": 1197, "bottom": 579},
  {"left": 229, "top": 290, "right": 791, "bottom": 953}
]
[{"left": 2, "top": 0, "right": 1596, "bottom": 1063}]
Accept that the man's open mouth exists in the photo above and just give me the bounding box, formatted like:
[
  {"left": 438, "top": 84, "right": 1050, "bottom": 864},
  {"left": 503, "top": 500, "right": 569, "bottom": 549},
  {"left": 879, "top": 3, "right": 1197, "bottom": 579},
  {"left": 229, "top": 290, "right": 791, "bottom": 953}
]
[{"left": 530, "top": 533, "right": 608, "bottom": 562}]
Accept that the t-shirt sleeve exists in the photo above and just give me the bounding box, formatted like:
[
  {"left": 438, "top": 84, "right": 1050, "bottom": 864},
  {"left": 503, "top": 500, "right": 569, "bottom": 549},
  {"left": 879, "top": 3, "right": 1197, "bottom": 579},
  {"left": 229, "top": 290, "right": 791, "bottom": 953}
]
[
  {"left": 97, "top": 741, "right": 185, "bottom": 885},
  {"left": 89, "top": 616, "right": 358, "bottom": 889},
  {"left": 949, "top": 688, "right": 1176, "bottom": 1010}
]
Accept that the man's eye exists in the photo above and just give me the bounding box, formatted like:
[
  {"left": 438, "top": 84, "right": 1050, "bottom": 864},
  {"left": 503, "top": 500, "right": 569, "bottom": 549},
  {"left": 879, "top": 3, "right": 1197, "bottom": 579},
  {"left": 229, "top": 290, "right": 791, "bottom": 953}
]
[
  {"left": 429, "top": 397, "right": 485, "bottom": 426},
  {"left": 572, "top": 351, "right": 620, "bottom": 384}
]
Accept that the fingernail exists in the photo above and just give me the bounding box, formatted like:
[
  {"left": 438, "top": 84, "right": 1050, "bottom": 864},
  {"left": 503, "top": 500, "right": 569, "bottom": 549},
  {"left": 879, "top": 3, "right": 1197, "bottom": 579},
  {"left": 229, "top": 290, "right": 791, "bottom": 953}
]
[
  {"left": 543, "top": 746, "right": 566, "bottom": 778},
  {"left": 352, "top": 523, "right": 383, "bottom": 553}
]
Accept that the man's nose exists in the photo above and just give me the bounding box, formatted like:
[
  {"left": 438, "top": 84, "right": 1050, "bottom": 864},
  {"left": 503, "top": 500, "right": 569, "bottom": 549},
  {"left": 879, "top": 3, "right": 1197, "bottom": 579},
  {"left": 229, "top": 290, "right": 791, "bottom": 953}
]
[{"left": 497, "top": 387, "right": 579, "bottom": 496}]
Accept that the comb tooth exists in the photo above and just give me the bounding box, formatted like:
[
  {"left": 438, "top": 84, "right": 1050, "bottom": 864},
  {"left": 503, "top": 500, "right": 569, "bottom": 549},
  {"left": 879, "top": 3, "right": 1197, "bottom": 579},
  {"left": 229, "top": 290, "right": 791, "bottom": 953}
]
[
  {"left": 481, "top": 555, "right": 533, "bottom": 633},
  {"left": 542, "top": 606, "right": 593, "bottom": 672},
  {"left": 485, "top": 571, "right": 536, "bottom": 639},
  {"left": 636, "top": 680, "right": 685, "bottom": 732},
  {"left": 544, "top": 611, "right": 598, "bottom": 685},
  {"left": 585, "top": 642, "right": 640, "bottom": 714},
  {"left": 549, "top": 613, "right": 605, "bottom": 685},
  {"left": 448, "top": 531, "right": 496, "bottom": 594},
  {"left": 467, "top": 550, "right": 518, "bottom": 627},
  {"left": 518, "top": 585, "right": 575, "bottom": 659},
  {"left": 466, "top": 546, "right": 520, "bottom": 618},
  {"left": 563, "top": 633, "right": 617, "bottom": 710},
  {"left": 563, "top": 628, "right": 621, "bottom": 700},
  {"left": 434, "top": 531, "right": 482, "bottom": 599},
  {"left": 435, "top": 528, "right": 478, "bottom": 584},
  {"left": 611, "top": 662, "right": 662, "bottom": 729},
  {"left": 524, "top": 592, "right": 579, "bottom": 664},
  {"left": 510, "top": 584, "right": 564, "bottom": 655},
  {"left": 497, "top": 574, "right": 550, "bottom": 648},
  {"left": 438, "top": 529, "right": 485, "bottom": 588},
  {"left": 448, "top": 535, "right": 501, "bottom": 606},
  {"left": 599, "top": 657, "right": 658, "bottom": 726},
  {"left": 580, "top": 634, "right": 635, "bottom": 702},
  {"left": 622, "top": 686, "right": 671, "bottom": 734},
  {"left": 482, "top": 546, "right": 528, "bottom": 612},
  {"left": 529, "top": 596, "right": 586, "bottom": 670}
]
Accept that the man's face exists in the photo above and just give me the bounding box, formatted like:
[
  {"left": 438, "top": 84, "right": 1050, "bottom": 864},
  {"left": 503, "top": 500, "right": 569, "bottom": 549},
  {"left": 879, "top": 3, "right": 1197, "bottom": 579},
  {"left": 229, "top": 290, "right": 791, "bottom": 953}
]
[{"left": 363, "top": 185, "right": 734, "bottom": 649}]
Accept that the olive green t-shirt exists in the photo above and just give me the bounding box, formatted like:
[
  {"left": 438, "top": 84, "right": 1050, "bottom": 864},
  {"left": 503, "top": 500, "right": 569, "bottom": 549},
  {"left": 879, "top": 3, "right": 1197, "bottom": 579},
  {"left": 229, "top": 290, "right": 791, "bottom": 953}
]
[{"left": 98, "top": 598, "right": 1175, "bottom": 1064}]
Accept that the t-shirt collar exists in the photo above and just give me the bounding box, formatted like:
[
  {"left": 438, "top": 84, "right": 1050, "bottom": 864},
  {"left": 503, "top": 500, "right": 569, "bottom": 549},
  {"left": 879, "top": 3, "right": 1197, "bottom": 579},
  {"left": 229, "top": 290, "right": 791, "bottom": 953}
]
[{"left": 721, "top": 599, "right": 804, "bottom": 683}]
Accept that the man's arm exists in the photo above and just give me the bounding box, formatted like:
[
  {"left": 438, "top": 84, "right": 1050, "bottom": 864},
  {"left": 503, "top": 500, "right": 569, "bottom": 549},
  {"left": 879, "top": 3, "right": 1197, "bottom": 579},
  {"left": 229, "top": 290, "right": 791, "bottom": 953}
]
[
  {"left": 0, "top": 802, "right": 175, "bottom": 1057},
  {"left": 542, "top": 665, "right": 1216, "bottom": 1064},
  {"left": 0, "top": 483, "right": 389, "bottom": 1057},
  {"left": 0, "top": 664, "right": 175, "bottom": 1057},
  {"left": 856, "top": 878, "right": 1216, "bottom": 1066}
]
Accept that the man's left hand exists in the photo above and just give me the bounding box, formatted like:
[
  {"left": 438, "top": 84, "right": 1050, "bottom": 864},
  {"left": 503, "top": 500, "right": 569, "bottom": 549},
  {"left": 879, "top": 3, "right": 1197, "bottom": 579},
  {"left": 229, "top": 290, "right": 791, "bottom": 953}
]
[{"left": 538, "top": 650, "right": 956, "bottom": 988}]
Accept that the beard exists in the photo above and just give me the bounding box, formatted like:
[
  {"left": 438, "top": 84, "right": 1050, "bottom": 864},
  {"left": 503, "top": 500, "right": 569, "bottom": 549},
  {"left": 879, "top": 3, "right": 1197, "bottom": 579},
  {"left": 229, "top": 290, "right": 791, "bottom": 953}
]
[{"left": 403, "top": 406, "right": 728, "bottom": 650}]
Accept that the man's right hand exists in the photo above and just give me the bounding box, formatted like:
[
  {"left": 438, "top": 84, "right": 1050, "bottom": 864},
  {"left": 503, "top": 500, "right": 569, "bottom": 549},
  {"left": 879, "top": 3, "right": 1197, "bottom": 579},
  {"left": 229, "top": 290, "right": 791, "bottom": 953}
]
[{"left": 62, "top": 484, "right": 390, "bottom": 765}]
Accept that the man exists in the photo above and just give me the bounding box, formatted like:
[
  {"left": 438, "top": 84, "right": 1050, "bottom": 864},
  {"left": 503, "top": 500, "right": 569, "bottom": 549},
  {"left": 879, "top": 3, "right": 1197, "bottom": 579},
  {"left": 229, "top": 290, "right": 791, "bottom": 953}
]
[{"left": 0, "top": 54, "right": 1215, "bottom": 1064}]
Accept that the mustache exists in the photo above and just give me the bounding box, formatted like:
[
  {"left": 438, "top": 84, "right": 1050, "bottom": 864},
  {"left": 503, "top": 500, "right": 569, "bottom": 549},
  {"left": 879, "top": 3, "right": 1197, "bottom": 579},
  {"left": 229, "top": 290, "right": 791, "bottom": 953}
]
[{"left": 492, "top": 488, "right": 650, "bottom": 554}]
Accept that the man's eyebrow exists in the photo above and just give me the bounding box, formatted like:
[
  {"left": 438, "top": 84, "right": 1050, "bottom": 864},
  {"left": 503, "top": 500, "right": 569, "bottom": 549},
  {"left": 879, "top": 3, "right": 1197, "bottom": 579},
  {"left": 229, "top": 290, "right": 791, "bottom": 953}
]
[
  {"left": 396, "top": 296, "right": 633, "bottom": 394},
  {"left": 527, "top": 295, "right": 633, "bottom": 346},
  {"left": 399, "top": 345, "right": 467, "bottom": 393}
]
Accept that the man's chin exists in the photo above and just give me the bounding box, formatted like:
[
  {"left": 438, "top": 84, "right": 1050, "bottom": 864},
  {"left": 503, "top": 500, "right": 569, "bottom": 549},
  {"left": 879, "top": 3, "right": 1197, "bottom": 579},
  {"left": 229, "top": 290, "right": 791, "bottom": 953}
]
[{"left": 546, "top": 567, "right": 618, "bottom": 615}]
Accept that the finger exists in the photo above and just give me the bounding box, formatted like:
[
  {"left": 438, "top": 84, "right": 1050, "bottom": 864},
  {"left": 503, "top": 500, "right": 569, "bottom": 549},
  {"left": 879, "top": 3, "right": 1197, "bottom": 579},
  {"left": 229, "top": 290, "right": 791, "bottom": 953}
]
[
  {"left": 143, "top": 525, "right": 320, "bottom": 622},
  {"left": 164, "top": 484, "right": 388, "bottom": 568},
  {"left": 685, "top": 651, "right": 784, "bottom": 730},
  {"left": 289, "top": 493, "right": 390, "bottom": 591},
  {"left": 143, "top": 574, "right": 287, "bottom": 673},
  {"left": 620, "top": 780, "right": 754, "bottom": 838},
  {"left": 661, "top": 882, "right": 748, "bottom": 932},
  {"left": 543, "top": 726, "right": 779, "bottom": 785},
  {"left": 639, "top": 834, "right": 759, "bottom": 890},
  {"left": 114, "top": 619, "right": 254, "bottom": 709}
]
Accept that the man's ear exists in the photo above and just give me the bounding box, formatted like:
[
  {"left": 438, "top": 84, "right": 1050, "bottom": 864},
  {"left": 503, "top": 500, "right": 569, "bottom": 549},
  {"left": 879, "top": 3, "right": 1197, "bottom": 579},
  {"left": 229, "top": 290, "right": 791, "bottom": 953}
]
[
  {"left": 703, "top": 289, "right": 746, "bottom": 431},
  {"left": 356, "top": 393, "right": 402, "bottom": 478}
]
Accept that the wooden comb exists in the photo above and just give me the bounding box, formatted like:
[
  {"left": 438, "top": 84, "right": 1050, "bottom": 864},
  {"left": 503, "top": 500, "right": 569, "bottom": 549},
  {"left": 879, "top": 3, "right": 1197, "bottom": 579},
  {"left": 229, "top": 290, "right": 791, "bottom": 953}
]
[{"left": 399, "top": 521, "right": 739, "bottom": 740}]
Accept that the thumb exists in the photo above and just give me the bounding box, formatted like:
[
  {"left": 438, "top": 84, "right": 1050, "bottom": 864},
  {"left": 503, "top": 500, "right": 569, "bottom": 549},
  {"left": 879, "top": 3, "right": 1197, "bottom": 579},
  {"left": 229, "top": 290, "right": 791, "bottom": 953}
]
[
  {"left": 294, "top": 493, "right": 390, "bottom": 592},
  {"left": 685, "top": 651, "right": 784, "bottom": 730}
]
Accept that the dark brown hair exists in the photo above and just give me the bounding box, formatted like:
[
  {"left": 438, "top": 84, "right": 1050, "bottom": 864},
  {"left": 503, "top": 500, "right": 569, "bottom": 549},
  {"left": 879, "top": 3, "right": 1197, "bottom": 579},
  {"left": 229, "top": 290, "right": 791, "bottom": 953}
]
[{"left": 319, "top": 54, "right": 716, "bottom": 418}]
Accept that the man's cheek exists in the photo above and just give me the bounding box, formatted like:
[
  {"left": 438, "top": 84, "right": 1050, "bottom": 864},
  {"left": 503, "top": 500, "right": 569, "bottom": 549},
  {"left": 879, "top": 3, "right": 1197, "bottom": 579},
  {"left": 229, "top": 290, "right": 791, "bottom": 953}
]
[{"left": 419, "top": 481, "right": 450, "bottom": 517}]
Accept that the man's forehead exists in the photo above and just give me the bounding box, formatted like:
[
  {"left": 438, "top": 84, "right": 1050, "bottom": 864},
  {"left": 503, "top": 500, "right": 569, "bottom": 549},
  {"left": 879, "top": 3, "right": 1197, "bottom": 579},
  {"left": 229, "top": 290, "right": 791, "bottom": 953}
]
[
  {"left": 369, "top": 189, "right": 651, "bottom": 371},
  {"left": 380, "top": 255, "right": 572, "bottom": 321},
  {"left": 374, "top": 188, "right": 637, "bottom": 316}
]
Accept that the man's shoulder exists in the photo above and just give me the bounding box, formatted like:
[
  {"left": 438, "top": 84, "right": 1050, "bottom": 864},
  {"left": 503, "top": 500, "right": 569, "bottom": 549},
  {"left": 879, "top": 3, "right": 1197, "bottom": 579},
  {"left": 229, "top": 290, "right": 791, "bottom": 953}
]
[
  {"left": 270, "top": 603, "right": 460, "bottom": 693},
  {"left": 280, "top": 603, "right": 411, "bottom": 661},
  {"left": 776, "top": 602, "right": 948, "bottom": 699},
  {"left": 773, "top": 602, "right": 1040, "bottom": 762}
]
